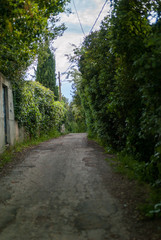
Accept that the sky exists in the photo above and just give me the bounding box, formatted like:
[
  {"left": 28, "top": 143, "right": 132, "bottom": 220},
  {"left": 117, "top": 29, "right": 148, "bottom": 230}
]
[{"left": 53, "top": 0, "right": 111, "bottom": 101}]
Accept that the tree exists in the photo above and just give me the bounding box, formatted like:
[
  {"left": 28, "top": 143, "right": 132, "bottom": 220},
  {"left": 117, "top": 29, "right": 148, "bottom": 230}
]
[
  {"left": 36, "top": 41, "right": 59, "bottom": 99},
  {"left": 0, "top": 0, "right": 70, "bottom": 81},
  {"left": 73, "top": 0, "right": 161, "bottom": 183},
  {"left": 64, "top": 69, "right": 86, "bottom": 133}
]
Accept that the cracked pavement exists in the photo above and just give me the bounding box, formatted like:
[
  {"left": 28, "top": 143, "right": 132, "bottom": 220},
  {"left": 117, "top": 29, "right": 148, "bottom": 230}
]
[{"left": 0, "top": 133, "right": 131, "bottom": 240}]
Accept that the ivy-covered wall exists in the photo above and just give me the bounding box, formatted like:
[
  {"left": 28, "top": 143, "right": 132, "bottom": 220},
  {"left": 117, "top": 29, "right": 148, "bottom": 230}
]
[{"left": 13, "top": 81, "right": 66, "bottom": 137}]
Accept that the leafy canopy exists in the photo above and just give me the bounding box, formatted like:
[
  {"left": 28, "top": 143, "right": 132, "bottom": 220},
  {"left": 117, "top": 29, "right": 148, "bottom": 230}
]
[
  {"left": 73, "top": 0, "right": 161, "bottom": 184},
  {"left": 0, "top": 0, "right": 70, "bottom": 80},
  {"left": 14, "top": 80, "right": 66, "bottom": 136}
]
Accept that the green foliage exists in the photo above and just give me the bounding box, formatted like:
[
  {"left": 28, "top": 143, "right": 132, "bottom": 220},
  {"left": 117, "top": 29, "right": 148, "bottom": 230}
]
[
  {"left": 65, "top": 102, "right": 86, "bottom": 133},
  {"left": 78, "top": 29, "right": 126, "bottom": 151},
  {"left": 73, "top": 0, "right": 161, "bottom": 184},
  {"left": 139, "top": 189, "right": 161, "bottom": 219},
  {"left": 108, "top": 152, "right": 161, "bottom": 219},
  {"left": 0, "top": 151, "right": 12, "bottom": 168},
  {"left": 14, "top": 81, "right": 66, "bottom": 136},
  {"left": 114, "top": 153, "right": 146, "bottom": 181},
  {"left": 36, "top": 41, "right": 59, "bottom": 99},
  {"left": 0, "top": 0, "right": 70, "bottom": 80},
  {"left": 65, "top": 69, "right": 86, "bottom": 133}
]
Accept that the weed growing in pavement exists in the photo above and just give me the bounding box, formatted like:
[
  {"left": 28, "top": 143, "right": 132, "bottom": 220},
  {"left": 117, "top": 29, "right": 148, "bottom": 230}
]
[{"left": 0, "top": 150, "right": 12, "bottom": 168}]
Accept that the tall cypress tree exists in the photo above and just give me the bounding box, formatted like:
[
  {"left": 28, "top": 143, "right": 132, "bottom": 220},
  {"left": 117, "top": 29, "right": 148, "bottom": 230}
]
[{"left": 36, "top": 41, "right": 59, "bottom": 100}]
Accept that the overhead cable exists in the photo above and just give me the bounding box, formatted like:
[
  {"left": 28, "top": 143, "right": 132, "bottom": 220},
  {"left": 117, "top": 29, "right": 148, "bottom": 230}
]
[
  {"left": 63, "top": 63, "right": 73, "bottom": 75},
  {"left": 89, "top": 0, "right": 108, "bottom": 34},
  {"left": 72, "top": 0, "right": 86, "bottom": 37}
]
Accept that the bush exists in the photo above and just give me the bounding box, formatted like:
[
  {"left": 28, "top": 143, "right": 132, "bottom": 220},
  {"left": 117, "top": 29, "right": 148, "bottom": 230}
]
[{"left": 14, "top": 81, "right": 66, "bottom": 136}]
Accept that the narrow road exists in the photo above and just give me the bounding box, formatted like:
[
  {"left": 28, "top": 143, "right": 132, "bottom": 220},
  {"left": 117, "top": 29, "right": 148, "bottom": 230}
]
[{"left": 0, "top": 134, "right": 141, "bottom": 239}]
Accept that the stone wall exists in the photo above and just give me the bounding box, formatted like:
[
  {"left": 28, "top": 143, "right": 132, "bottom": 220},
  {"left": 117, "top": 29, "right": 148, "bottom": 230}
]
[{"left": 0, "top": 73, "right": 24, "bottom": 152}]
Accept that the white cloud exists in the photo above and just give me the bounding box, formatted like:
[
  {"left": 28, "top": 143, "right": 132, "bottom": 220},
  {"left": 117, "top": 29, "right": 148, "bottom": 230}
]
[
  {"left": 61, "top": 0, "right": 110, "bottom": 30},
  {"left": 54, "top": 31, "right": 83, "bottom": 73},
  {"left": 53, "top": 0, "right": 111, "bottom": 100}
]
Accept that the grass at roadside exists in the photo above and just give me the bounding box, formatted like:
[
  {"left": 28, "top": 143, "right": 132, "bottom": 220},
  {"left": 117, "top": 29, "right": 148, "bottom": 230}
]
[
  {"left": 87, "top": 135, "right": 161, "bottom": 219},
  {"left": 0, "top": 129, "right": 63, "bottom": 169},
  {"left": 107, "top": 153, "right": 161, "bottom": 219}
]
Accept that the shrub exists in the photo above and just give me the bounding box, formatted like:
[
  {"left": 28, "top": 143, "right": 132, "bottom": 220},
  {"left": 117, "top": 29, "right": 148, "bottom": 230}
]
[{"left": 14, "top": 81, "right": 66, "bottom": 136}]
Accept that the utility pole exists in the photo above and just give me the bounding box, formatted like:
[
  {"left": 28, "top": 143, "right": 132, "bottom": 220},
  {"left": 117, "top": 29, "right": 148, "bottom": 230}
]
[{"left": 58, "top": 71, "right": 62, "bottom": 101}]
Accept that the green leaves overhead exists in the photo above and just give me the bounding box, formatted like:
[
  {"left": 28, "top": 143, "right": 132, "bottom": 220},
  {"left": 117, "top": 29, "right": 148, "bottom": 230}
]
[
  {"left": 0, "top": 0, "right": 70, "bottom": 80},
  {"left": 74, "top": 0, "right": 161, "bottom": 183}
]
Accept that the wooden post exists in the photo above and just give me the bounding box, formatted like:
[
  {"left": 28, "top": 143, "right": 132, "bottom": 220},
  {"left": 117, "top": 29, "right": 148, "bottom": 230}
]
[{"left": 58, "top": 71, "right": 62, "bottom": 101}]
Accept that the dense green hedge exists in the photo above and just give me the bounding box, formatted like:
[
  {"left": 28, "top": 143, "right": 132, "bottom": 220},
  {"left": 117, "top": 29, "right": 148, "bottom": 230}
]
[
  {"left": 65, "top": 103, "right": 86, "bottom": 133},
  {"left": 14, "top": 81, "right": 66, "bottom": 136},
  {"left": 74, "top": 0, "right": 161, "bottom": 185},
  {"left": 0, "top": 0, "right": 69, "bottom": 81}
]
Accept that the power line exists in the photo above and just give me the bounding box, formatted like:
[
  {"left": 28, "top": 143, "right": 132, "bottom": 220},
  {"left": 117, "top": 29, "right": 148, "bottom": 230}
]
[
  {"left": 63, "top": 1, "right": 108, "bottom": 69},
  {"left": 72, "top": 0, "right": 86, "bottom": 37},
  {"left": 63, "top": 63, "right": 73, "bottom": 75},
  {"left": 60, "top": 0, "right": 108, "bottom": 81},
  {"left": 89, "top": 0, "right": 108, "bottom": 34},
  {"left": 59, "top": 1, "right": 108, "bottom": 83},
  {"left": 60, "top": 62, "right": 73, "bottom": 82}
]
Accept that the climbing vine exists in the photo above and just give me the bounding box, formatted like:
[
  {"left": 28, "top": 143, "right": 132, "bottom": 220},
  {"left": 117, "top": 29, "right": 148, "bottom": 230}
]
[{"left": 13, "top": 81, "right": 66, "bottom": 136}]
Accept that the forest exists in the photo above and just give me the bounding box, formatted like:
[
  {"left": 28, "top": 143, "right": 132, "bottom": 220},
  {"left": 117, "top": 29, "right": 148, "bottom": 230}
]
[{"left": 71, "top": 0, "right": 161, "bottom": 186}]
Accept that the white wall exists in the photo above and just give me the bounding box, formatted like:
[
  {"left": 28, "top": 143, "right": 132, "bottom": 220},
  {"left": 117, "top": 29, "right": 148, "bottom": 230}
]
[{"left": 0, "top": 73, "right": 24, "bottom": 152}]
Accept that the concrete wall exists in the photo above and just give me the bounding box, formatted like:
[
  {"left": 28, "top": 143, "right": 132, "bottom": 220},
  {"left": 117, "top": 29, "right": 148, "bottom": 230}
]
[{"left": 0, "top": 73, "right": 24, "bottom": 152}]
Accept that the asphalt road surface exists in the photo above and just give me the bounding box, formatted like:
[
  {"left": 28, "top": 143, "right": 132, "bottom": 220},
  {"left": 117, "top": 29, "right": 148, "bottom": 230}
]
[{"left": 0, "top": 133, "right": 131, "bottom": 240}]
